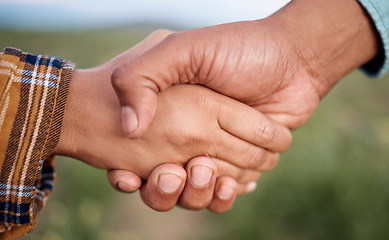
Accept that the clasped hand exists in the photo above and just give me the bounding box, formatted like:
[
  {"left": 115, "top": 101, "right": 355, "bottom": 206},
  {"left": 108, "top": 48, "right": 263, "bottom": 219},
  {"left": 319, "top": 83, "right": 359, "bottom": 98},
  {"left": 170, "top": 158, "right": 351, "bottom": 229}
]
[
  {"left": 55, "top": 30, "right": 291, "bottom": 213},
  {"left": 106, "top": 0, "right": 380, "bottom": 213}
]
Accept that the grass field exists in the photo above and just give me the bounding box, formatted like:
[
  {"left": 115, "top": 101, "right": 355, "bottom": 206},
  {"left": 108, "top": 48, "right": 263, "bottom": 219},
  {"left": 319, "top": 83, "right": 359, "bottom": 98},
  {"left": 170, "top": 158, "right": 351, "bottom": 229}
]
[{"left": 2, "top": 27, "right": 389, "bottom": 240}]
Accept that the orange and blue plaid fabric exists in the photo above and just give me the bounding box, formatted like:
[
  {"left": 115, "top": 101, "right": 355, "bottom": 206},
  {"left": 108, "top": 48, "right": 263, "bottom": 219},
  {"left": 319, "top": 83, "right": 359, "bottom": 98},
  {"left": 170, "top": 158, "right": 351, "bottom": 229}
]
[{"left": 0, "top": 48, "right": 74, "bottom": 239}]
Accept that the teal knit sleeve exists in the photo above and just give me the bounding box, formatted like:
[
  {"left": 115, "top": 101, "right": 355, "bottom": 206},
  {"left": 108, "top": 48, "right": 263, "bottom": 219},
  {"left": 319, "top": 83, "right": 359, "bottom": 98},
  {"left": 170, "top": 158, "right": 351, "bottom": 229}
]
[{"left": 357, "top": 0, "right": 389, "bottom": 77}]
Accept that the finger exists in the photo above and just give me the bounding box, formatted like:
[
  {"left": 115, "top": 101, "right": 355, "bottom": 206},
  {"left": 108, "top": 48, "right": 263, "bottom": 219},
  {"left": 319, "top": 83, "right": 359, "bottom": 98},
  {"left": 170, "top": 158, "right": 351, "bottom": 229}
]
[
  {"left": 111, "top": 33, "right": 192, "bottom": 138},
  {"left": 257, "top": 152, "right": 280, "bottom": 172},
  {"left": 107, "top": 169, "right": 142, "bottom": 193},
  {"left": 178, "top": 156, "right": 217, "bottom": 210},
  {"left": 211, "top": 130, "right": 281, "bottom": 171},
  {"left": 110, "top": 30, "right": 175, "bottom": 139},
  {"left": 216, "top": 98, "right": 292, "bottom": 153},
  {"left": 236, "top": 181, "right": 258, "bottom": 196},
  {"left": 213, "top": 157, "right": 262, "bottom": 183},
  {"left": 207, "top": 176, "right": 237, "bottom": 213},
  {"left": 140, "top": 164, "right": 186, "bottom": 212},
  {"left": 111, "top": 76, "right": 159, "bottom": 139}
]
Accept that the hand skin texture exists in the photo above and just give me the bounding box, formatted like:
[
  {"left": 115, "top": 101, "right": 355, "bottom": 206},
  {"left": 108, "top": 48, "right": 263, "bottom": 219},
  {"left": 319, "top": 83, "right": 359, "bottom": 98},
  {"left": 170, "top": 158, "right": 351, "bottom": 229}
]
[
  {"left": 54, "top": 31, "right": 292, "bottom": 212},
  {"left": 111, "top": 0, "right": 382, "bottom": 139}
]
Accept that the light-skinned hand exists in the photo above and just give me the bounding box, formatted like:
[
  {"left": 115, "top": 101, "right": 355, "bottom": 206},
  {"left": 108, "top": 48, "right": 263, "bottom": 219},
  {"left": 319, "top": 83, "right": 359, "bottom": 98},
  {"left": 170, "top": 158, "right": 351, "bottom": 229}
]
[{"left": 55, "top": 30, "right": 291, "bottom": 212}]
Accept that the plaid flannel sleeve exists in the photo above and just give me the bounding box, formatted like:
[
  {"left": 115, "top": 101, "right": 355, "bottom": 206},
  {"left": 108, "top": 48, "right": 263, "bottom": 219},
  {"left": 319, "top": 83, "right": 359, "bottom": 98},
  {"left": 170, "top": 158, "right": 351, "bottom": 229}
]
[
  {"left": 358, "top": 0, "right": 389, "bottom": 77},
  {"left": 0, "top": 48, "right": 74, "bottom": 239}
]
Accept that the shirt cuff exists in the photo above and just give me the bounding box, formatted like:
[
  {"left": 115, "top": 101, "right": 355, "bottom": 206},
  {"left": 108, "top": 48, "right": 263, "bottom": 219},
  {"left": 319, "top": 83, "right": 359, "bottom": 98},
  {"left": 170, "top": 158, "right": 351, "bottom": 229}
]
[
  {"left": 0, "top": 48, "right": 74, "bottom": 239},
  {"left": 357, "top": 0, "right": 389, "bottom": 77}
]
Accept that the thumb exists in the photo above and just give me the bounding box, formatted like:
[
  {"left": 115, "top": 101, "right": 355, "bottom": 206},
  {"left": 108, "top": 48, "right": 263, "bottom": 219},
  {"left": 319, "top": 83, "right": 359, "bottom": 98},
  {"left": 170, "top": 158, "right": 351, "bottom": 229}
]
[
  {"left": 112, "top": 64, "right": 159, "bottom": 138},
  {"left": 111, "top": 34, "right": 193, "bottom": 138}
]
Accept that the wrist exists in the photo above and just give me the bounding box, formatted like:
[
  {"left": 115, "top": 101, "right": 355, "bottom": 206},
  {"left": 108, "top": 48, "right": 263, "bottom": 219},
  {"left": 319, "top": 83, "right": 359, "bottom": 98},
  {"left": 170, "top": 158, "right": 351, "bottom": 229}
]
[
  {"left": 54, "top": 65, "right": 128, "bottom": 170},
  {"left": 54, "top": 69, "right": 84, "bottom": 157},
  {"left": 268, "top": 0, "right": 381, "bottom": 97},
  {"left": 54, "top": 68, "right": 107, "bottom": 157}
]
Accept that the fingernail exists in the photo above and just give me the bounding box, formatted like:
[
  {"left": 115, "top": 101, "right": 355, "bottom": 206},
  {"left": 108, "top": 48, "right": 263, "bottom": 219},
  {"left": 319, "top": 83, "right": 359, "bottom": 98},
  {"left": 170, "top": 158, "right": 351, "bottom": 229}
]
[
  {"left": 191, "top": 165, "right": 214, "bottom": 188},
  {"left": 246, "top": 182, "right": 257, "bottom": 193},
  {"left": 158, "top": 173, "right": 183, "bottom": 193},
  {"left": 117, "top": 181, "right": 136, "bottom": 192},
  {"left": 217, "top": 184, "right": 234, "bottom": 200},
  {"left": 117, "top": 175, "right": 140, "bottom": 192},
  {"left": 122, "top": 106, "right": 138, "bottom": 136}
]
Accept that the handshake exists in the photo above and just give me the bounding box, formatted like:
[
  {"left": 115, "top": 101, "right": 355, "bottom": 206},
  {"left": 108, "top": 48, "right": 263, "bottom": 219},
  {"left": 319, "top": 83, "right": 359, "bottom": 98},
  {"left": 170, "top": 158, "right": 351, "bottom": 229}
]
[
  {"left": 57, "top": 0, "right": 381, "bottom": 212},
  {"left": 1, "top": 0, "right": 383, "bottom": 237},
  {"left": 56, "top": 30, "right": 292, "bottom": 213}
]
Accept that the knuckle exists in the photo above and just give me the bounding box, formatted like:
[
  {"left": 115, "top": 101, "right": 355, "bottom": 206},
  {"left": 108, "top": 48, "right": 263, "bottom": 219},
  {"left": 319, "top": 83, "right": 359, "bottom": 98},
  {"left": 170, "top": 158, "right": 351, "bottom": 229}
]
[
  {"left": 259, "top": 153, "right": 280, "bottom": 171},
  {"left": 253, "top": 117, "right": 276, "bottom": 145},
  {"left": 151, "top": 29, "right": 174, "bottom": 39},
  {"left": 164, "top": 31, "right": 180, "bottom": 42},
  {"left": 234, "top": 168, "right": 246, "bottom": 182},
  {"left": 161, "top": 32, "right": 190, "bottom": 54},
  {"left": 233, "top": 170, "right": 249, "bottom": 183},
  {"left": 245, "top": 148, "right": 266, "bottom": 169},
  {"left": 111, "top": 67, "right": 129, "bottom": 90}
]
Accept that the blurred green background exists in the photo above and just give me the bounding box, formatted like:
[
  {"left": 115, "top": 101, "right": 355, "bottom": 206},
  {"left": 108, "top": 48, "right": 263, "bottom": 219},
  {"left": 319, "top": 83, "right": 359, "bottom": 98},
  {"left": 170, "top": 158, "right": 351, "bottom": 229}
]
[{"left": 2, "top": 27, "right": 389, "bottom": 240}]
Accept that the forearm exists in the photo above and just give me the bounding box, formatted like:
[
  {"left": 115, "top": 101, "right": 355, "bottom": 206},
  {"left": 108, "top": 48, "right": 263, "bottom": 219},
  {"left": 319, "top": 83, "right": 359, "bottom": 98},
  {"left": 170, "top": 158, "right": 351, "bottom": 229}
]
[{"left": 268, "top": 0, "right": 382, "bottom": 97}]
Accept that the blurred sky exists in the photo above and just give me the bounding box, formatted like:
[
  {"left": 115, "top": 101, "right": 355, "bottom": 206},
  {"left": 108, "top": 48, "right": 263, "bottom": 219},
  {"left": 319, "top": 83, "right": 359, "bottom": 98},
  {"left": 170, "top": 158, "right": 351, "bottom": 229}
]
[{"left": 0, "top": 0, "right": 291, "bottom": 30}]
